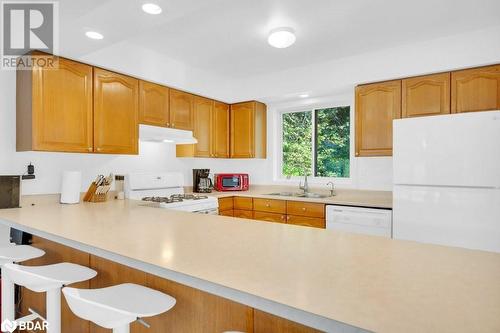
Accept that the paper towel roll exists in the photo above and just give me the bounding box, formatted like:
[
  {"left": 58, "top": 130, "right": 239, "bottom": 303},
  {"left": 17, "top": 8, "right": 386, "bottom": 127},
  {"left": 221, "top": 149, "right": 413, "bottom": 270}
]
[{"left": 60, "top": 171, "right": 82, "bottom": 204}]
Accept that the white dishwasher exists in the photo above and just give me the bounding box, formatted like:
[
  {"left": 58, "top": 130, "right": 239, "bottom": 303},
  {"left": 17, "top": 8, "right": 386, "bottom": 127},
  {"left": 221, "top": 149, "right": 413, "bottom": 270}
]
[{"left": 326, "top": 205, "right": 392, "bottom": 238}]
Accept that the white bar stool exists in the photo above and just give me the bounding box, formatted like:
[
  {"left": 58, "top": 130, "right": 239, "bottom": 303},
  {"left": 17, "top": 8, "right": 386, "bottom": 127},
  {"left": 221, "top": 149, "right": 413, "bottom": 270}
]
[
  {"left": 63, "top": 283, "right": 176, "bottom": 333},
  {"left": 2, "top": 262, "right": 97, "bottom": 333},
  {"left": 0, "top": 245, "right": 45, "bottom": 322}
]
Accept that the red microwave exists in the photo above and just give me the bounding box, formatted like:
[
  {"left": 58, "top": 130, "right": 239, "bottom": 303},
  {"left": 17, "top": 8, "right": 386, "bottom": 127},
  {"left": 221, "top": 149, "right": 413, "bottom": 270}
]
[{"left": 214, "top": 173, "right": 249, "bottom": 191}]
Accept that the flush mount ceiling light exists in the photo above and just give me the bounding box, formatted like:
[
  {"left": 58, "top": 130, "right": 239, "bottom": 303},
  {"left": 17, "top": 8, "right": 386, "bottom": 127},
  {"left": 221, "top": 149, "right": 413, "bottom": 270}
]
[
  {"left": 142, "top": 3, "right": 162, "bottom": 15},
  {"left": 85, "top": 31, "right": 104, "bottom": 40},
  {"left": 299, "top": 93, "right": 309, "bottom": 98},
  {"left": 268, "top": 27, "right": 296, "bottom": 49}
]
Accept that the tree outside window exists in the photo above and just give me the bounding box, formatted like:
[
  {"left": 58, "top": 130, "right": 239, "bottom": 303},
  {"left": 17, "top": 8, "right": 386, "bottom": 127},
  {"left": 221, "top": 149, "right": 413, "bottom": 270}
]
[{"left": 282, "top": 106, "right": 350, "bottom": 178}]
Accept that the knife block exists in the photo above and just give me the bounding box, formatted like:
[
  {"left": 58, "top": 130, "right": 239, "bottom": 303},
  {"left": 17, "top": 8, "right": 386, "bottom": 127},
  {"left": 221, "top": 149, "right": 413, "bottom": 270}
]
[{"left": 83, "top": 182, "right": 108, "bottom": 203}]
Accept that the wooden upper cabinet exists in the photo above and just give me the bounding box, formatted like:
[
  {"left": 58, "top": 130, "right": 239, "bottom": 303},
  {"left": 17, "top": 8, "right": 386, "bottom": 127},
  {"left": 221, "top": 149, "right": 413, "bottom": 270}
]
[
  {"left": 17, "top": 57, "right": 93, "bottom": 152},
  {"left": 355, "top": 80, "right": 401, "bottom": 157},
  {"left": 230, "top": 101, "right": 267, "bottom": 158},
  {"left": 193, "top": 96, "right": 213, "bottom": 157},
  {"left": 93, "top": 68, "right": 139, "bottom": 154},
  {"left": 402, "top": 73, "right": 450, "bottom": 118},
  {"left": 451, "top": 64, "right": 500, "bottom": 113},
  {"left": 213, "top": 101, "right": 230, "bottom": 158},
  {"left": 139, "top": 80, "right": 169, "bottom": 127},
  {"left": 169, "top": 89, "right": 194, "bottom": 130}
]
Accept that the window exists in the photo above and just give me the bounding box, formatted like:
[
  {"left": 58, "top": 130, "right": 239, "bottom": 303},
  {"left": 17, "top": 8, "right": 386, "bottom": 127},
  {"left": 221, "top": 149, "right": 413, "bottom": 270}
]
[{"left": 281, "top": 106, "right": 350, "bottom": 178}]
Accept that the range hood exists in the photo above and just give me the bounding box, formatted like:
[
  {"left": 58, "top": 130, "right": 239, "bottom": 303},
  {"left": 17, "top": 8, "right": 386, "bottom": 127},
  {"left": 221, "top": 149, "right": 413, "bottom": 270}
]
[{"left": 139, "top": 124, "right": 197, "bottom": 145}]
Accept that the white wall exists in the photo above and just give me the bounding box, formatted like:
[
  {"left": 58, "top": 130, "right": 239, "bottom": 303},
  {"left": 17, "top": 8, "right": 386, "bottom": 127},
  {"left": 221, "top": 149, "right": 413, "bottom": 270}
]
[{"left": 2, "top": 26, "right": 500, "bottom": 194}]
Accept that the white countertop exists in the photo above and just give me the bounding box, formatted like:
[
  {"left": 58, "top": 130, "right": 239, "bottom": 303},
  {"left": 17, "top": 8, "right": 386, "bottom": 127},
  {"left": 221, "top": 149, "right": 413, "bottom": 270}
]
[{"left": 0, "top": 195, "right": 499, "bottom": 333}]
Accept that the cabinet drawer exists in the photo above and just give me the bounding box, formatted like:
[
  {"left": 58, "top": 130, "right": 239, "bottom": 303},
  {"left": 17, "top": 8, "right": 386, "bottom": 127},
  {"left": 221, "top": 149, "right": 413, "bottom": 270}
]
[
  {"left": 233, "top": 197, "right": 253, "bottom": 210},
  {"left": 219, "top": 209, "right": 234, "bottom": 217},
  {"left": 287, "top": 215, "right": 325, "bottom": 229},
  {"left": 253, "top": 198, "right": 286, "bottom": 214},
  {"left": 233, "top": 209, "right": 253, "bottom": 219},
  {"left": 286, "top": 201, "right": 325, "bottom": 218},
  {"left": 253, "top": 211, "right": 286, "bottom": 224},
  {"left": 218, "top": 197, "right": 233, "bottom": 211}
]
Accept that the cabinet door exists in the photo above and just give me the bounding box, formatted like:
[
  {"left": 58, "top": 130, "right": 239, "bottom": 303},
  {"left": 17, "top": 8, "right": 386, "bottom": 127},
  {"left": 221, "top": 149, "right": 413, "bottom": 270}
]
[
  {"left": 233, "top": 209, "right": 253, "bottom": 219},
  {"left": 213, "top": 101, "right": 230, "bottom": 158},
  {"left": 94, "top": 68, "right": 138, "bottom": 154},
  {"left": 286, "top": 201, "right": 325, "bottom": 218},
  {"left": 253, "top": 211, "right": 286, "bottom": 223},
  {"left": 253, "top": 198, "right": 286, "bottom": 214},
  {"left": 170, "top": 89, "right": 194, "bottom": 130},
  {"left": 402, "top": 73, "right": 450, "bottom": 118},
  {"left": 233, "top": 197, "right": 253, "bottom": 210},
  {"left": 32, "top": 58, "right": 93, "bottom": 152},
  {"left": 220, "top": 209, "right": 234, "bottom": 217},
  {"left": 286, "top": 215, "right": 325, "bottom": 229},
  {"left": 451, "top": 64, "right": 500, "bottom": 113},
  {"left": 218, "top": 197, "right": 234, "bottom": 211},
  {"left": 139, "top": 80, "right": 169, "bottom": 127},
  {"left": 355, "top": 80, "right": 401, "bottom": 157},
  {"left": 193, "top": 96, "right": 213, "bottom": 157},
  {"left": 230, "top": 102, "right": 255, "bottom": 158}
]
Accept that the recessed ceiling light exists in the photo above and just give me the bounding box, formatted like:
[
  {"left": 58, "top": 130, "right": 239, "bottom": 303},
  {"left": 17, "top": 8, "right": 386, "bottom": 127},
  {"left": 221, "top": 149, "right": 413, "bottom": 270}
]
[
  {"left": 85, "top": 31, "right": 103, "bottom": 40},
  {"left": 142, "top": 3, "right": 162, "bottom": 15},
  {"left": 268, "top": 27, "right": 296, "bottom": 49},
  {"left": 299, "top": 94, "right": 309, "bottom": 98}
]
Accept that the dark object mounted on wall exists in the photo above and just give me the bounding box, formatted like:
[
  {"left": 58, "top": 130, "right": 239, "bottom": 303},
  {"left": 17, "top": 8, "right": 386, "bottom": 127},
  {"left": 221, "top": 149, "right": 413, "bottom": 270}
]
[
  {"left": 22, "top": 162, "right": 35, "bottom": 180},
  {"left": 0, "top": 175, "right": 21, "bottom": 208}
]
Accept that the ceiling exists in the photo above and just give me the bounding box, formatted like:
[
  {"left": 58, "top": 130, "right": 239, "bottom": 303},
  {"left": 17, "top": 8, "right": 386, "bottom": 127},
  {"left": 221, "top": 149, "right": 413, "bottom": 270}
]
[{"left": 60, "top": 0, "right": 500, "bottom": 79}]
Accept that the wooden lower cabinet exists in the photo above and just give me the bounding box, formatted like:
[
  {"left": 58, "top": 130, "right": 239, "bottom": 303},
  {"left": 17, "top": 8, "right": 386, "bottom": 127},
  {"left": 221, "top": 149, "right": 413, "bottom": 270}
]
[
  {"left": 233, "top": 209, "right": 253, "bottom": 219},
  {"left": 287, "top": 215, "right": 325, "bottom": 229},
  {"left": 218, "top": 197, "right": 234, "bottom": 212},
  {"left": 220, "top": 209, "right": 234, "bottom": 217},
  {"left": 253, "top": 198, "right": 286, "bottom": 214},
  {"left": 253, "top": 211, "right": 286, "bottom": 223},
  {"left": 234, "top": 197, "right": 253, "bottom": 210},
  {"left": 254, "top": 310, "right": 322, "bottom": 333}
]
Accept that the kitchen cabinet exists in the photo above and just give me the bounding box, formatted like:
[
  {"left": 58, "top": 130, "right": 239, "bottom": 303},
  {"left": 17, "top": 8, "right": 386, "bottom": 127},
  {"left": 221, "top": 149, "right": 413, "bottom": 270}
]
[
  {"left": 169, "top": 89, "right": 194, "bottom": 130},
  {"left": 17, "top": 56, "right": 94, "bottom": 153},
  {"left": 230, "top": 101, "right": 267, "bottom": 158},
  {"left": 451, "top": 64, "right": 500, "bottom": 113},
  {"left": 220, "top": 209, "right": 234, "bottom": 217},
  {"left": 233, "top": 197, "right": 253, "bottom": 210},
  {"left": 94, "top": 68, "right": 139, "bottom": 154},
  {"left": 355, "top": 80, "right": 401, "bottom": 157},
  {"left": 253, "top": 198, "right": 286, "bottom": 214},
  {"left": 402, "top": 73, "right": 450, "bottom": 118},
  {"left": 218, "top": 197, "right": 234, "bottom": 216},
  {"left": 286, "top": 201, "right": 325, "bottom": 218},
  {"left": 287, "top": 215, "right": 325, "bottom": 229},
  {"left": 139, "top": 80, "right": 170, "bottom": 127},
  {"left": 193, "top": 96, "right": 214, "bottom": 157},
  {"left": 253, "top": 211, "right": 286, "bottom": 223},
  {"left": 254, "top": 309, "right": 322, "bottom": 333},
  {"left": 213, "top": 101, "right": 230, "bottom": 158},
  {"left": 233, "top": 209, "right": 253, "bottom": 219}
]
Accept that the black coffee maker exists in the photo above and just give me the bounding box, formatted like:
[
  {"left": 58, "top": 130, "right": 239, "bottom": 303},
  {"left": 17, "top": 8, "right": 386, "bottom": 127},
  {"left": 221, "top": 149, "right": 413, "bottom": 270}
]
[{"left": 193, "top": 169, "right": 213, "bottom": 193}]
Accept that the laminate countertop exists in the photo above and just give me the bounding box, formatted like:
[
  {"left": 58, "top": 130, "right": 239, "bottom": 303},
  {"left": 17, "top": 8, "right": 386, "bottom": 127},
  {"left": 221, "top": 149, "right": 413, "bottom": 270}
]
[
  {"left": 201, "top": 185, "right": 393, "bottom": 209},
  {"left": 0, "top": 195, "right": 499, "bottom": 333}
]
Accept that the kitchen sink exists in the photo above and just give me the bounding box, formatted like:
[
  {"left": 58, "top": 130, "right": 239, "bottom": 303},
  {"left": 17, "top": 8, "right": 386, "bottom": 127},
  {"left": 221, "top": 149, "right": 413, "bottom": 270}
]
[{"left": 266, "top": 192, "right": 330, "bottom": 198}]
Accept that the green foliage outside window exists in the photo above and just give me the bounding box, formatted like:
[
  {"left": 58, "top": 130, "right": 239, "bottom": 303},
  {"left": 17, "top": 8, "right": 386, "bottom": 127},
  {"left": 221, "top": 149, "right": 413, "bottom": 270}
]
[{"left": 282, "top": 106, "right": 350, "bottom": 178}]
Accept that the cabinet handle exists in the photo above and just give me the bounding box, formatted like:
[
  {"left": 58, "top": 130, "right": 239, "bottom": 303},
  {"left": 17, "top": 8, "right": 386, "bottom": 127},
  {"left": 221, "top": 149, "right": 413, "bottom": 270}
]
[
  {"left": 286, "top": 216, "right": 290, "bottom": 221},
  {"left": 265, "top": 203, "right": 270, "bottom": 207},
  {"left": 171, "top": 123, "right": 175, "bottom": 128},
  {"left": 166, "top": 122, "right": 170, "bottom": 127},
  {"left": 96, "top": 147, "right": 102, "bottom": 152},
  {"left": 88, "top": 147, "right": 93, "bottom": 152},
  {"left": 302, "top": 207, "right": 306, "bottom": 211},
  {"left": 281, "top": 215, "right": 285, "bottom": 220}
]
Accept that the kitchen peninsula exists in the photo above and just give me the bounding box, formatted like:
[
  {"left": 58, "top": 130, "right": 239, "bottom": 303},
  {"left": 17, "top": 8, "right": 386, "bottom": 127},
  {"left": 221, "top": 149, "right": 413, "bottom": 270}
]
[{"left": 0, "top": 195, "right": 499, "bottom": 333}]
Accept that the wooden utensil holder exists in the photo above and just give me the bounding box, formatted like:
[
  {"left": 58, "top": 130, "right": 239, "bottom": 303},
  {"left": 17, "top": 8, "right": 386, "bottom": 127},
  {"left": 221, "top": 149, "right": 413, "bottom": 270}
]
[{"left": 83, "top": 182, "right": 109, "bottom": 203}]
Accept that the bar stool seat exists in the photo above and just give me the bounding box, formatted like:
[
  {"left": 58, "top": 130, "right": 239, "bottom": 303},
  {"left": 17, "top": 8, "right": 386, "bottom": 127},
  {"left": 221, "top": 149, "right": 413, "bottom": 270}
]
[
  {"left": 0, "top": 245, "right": 45, "bottom": 265},
  {"left": 3, "top": 263, "right": 97, "bottom": 292},
  {"left": 63, "top": 283, "right": 176, "bottom": 331}
]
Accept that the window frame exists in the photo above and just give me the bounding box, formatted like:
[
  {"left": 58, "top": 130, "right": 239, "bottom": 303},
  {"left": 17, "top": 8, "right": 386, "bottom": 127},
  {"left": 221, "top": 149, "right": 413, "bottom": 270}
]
[{"left": 275, "top": 101, "right": 354, "bottom": 185}]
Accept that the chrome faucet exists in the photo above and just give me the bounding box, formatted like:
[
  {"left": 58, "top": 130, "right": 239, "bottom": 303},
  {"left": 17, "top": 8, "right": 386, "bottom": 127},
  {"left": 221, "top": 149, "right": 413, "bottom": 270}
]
[
  {"left": 299, "top": 169, "right": 309, "bottom": 194},
  {"left": 326, "top": 182, "right": 336, "bottom": 197}
]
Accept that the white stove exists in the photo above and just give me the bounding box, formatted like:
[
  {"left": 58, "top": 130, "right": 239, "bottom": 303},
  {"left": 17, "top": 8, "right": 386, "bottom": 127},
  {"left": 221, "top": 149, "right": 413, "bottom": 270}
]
[{"left": 125, "top": 172, "right": 218, "bottom": 214}]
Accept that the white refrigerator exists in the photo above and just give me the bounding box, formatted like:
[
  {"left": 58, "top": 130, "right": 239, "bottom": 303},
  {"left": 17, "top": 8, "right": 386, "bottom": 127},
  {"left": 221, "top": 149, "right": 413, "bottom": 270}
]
[{"left": 393, "top": 111, "right": 500, "bottom": 253}]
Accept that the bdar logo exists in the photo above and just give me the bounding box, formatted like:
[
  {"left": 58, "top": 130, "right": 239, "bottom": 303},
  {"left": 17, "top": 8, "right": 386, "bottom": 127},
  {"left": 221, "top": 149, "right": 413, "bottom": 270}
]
[{"left": 1, "top": 319, "right": 17, "bottom": 333}]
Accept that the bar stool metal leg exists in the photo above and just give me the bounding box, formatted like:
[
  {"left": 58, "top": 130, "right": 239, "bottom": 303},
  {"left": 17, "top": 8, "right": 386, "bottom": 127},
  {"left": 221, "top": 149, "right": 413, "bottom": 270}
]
[
  {"left": 1, "top": 272, "right": 15, "bottom": 324},
  {"left": 46, "top": 288, "right": 61, "bottom": 333}
]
